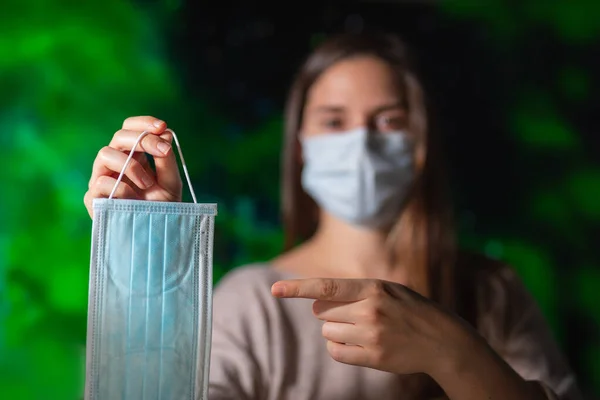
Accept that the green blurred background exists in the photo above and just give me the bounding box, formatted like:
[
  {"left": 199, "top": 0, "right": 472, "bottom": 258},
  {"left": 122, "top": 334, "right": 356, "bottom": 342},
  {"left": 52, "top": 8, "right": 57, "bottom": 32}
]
[{"left": 0, "top": 0, "right": 599, "bottom": 398}]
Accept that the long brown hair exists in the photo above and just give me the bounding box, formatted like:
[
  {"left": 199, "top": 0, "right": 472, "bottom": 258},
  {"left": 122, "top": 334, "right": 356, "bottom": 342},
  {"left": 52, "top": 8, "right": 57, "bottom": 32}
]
[{"left": 281, "top": 32, "right": 456, "bottom": 311}]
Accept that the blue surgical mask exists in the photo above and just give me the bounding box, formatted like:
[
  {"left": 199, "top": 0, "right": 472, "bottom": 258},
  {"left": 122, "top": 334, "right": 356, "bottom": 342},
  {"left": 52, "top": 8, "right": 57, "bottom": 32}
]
[
  {"left": 85, "top": 130, "right": 217, "bottom": 400},
  {"left": 300, "top": 127, "right": 415, "bottom": 228}
]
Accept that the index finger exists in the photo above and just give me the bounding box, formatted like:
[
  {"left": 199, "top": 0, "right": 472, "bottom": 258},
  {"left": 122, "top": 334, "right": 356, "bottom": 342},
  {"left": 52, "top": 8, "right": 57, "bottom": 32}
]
[
  {"left": 122, "top": 116, "right": 167, "bottom": 133},
  {"left": 271, "top": 278, "right": 377, "bottom": 301}
]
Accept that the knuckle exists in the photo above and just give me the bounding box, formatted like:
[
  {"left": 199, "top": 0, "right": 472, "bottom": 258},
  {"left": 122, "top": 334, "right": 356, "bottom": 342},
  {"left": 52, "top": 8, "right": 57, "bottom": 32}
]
[
  {"left": 321, "top": 322, "right": 330, "bottom": 337},
  {"left": 370, "top": 293, "right": 386, "bottom": 310},
  {"left": 369, "top": 280, "right": 386, "bottom": 296},
  {"left": 95, "top": 175, "right": 109, "bottom": 185},
  {"left": 94, "top": 175, "right": 112, "bottom": 189},
  {"left": 365, "top": 327, "right": 384, "bottom": 346},
  {"left": 361, "top": 305, "right": 383, "bottom": 324},
  {"left": 98, "top": 146, "right": 112, "bottom": 160},
  {"left": 111, "top": 129, "right": 122, "bottom": 142},
  {"left": 320, "top": 280, "right": 338, "bottom": 299},
  {"left": 91, "top": 177, "right": 102, "bottom": 190}
]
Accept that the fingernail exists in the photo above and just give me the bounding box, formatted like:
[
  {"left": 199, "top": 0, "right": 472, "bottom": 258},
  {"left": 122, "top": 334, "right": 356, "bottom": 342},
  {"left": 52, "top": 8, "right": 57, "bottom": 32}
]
[
  {"left": 157, "top": 141, "right": 171, "bottom": 154},
  {"left": 142, "top": 174, "right": 154, "bottom": 188},
  {"left": 153, "top": 120, "right": 164, "bottom": 128},
  {"left": 272, "top": 283, "right": 286, "bottom": 297}
]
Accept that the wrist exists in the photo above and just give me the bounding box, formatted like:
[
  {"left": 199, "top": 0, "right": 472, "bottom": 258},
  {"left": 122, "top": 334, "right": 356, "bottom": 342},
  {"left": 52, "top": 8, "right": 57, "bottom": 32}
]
[
  {"left": 427, "top": 318, "right": 482, "bottom": 383},
  {"left": 428, "top": 326, "right": 539, "bottom": 400}
]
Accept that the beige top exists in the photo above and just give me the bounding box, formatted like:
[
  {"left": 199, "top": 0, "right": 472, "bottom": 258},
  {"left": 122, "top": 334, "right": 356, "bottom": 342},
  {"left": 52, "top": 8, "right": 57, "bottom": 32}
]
[{"left": 209, "top": 263, "right": 581, "bottom": 400}]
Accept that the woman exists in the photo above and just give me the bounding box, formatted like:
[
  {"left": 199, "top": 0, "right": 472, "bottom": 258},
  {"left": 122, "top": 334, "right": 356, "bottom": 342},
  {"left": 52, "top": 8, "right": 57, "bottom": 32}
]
[{"left": 84, "top": 33, "right": 580, "bottom": 399}]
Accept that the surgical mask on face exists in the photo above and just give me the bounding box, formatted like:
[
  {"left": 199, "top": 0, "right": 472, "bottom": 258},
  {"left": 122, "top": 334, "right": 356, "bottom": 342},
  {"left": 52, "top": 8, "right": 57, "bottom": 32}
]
[
  {"left": 86, "top": 130, "right": 217, "bottom": 400},
  {"left": 300, "top": 127, "right": 415, "bottom": 228}
]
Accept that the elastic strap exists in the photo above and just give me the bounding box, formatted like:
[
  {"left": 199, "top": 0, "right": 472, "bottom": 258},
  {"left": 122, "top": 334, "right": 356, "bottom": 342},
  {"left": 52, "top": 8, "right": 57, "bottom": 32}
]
[{"left": 108, "top": 129, "right": 197, "bottom": 203}]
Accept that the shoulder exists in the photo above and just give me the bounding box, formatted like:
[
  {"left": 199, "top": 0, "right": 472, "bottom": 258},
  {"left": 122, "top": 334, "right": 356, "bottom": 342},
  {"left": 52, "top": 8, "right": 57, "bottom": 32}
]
[
  {"left": 456, "top": 251, "right": 509, "bottom": 280},
  {"left": 456, "top": 250, "right": 525, "bottom": 297},
  {"left": 456, "top": 256, "right": 580, "bottom": 398},
  {"left": 455, "top": 251, "right": 535, "bottom": 330},
  {"left": 457, "top": 251, "right": 548, "bottom": 344}
]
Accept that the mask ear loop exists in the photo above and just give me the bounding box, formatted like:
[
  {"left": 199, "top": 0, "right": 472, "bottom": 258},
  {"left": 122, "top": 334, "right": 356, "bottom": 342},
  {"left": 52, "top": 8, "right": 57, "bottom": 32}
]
[{"left": 108, "top": 129, "right": 197, "bottom": 203}]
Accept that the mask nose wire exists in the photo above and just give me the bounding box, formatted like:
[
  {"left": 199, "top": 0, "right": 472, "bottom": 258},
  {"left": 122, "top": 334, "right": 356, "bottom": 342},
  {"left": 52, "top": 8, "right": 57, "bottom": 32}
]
[{"left": 108, "top": 128, "right": 197, "bottom": 203}]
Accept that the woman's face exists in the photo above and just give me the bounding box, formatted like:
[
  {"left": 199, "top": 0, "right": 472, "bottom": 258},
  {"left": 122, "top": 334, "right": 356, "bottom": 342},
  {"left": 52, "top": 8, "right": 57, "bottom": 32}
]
[{"left": 301, "top": 55, "right": 408, "bottom": 137}]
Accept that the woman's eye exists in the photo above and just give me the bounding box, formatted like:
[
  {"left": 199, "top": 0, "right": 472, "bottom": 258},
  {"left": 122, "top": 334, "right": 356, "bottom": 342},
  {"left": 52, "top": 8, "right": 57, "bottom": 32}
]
[
  {"left": 323, "top": 119, "right": 343, "bottom": 129},
  {"left": 377, "top": 115, "right": 406, "bottom": 131}
]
